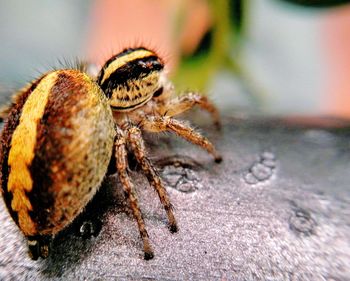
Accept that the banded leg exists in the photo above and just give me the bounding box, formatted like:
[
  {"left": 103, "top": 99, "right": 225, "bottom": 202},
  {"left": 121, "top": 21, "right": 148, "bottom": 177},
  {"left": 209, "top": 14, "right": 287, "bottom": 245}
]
[
  {"left": 142, "top": 116, "right": 222, "bottom": 163},
  {"left": 159, "top": 93, "right": 221, "bottom": 128},
  {"left": 128, "top": 127, "right": 178, "bottom": 232},
  {"left": 114, "top": 127, "right": 154, "bottom": 259}
]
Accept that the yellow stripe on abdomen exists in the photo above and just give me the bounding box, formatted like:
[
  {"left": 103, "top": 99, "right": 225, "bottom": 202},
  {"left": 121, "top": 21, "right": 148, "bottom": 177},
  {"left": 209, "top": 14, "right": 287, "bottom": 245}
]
[{"left": 7, "top": 72, "right": 58, "bottom": 236}]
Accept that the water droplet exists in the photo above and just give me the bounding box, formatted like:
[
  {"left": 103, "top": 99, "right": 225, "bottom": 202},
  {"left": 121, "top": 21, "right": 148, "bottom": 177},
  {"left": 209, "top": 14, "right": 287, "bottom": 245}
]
[
  {"left": 262, "top": 151, "right": 275, "bottom": 160},
  {"left": 289, "top": 208, "right": 316, "bottom": 236},
  {"left": 244, "top": 172, "right": 259, "bottom": 185},
  {"left": 161, "top": 165, "right": 201, "bottom": 193},
  {"left": 78, "top": 219, "right": 102, "bottom": 239},
  {"left": 157, "top": 155, "right": 203, "bottom": 193},
  {"left": 251, "top": 163, "right": 272, "bottom": 181},
  {"left": 244, "top": 151, "right": 276, "bottom": 185},
  {"left": 262, "top": 159, "right": 276, "bottom": 168}
]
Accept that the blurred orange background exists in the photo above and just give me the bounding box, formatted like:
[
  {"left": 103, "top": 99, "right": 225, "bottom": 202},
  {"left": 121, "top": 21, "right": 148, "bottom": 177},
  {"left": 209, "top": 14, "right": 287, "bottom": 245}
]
[
  {"left": 85, "top": 0, "right": 350, "bottom": 118},
  {"left": 322, "top": 4, "right": 350, "bottom": 118}
]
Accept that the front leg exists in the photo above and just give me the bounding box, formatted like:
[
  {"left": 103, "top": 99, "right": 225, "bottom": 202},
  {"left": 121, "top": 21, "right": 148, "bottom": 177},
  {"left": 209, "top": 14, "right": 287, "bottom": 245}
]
[
  {"left": 158, "top": 92, "right": 221, "bottom": 128},
  {"left": 141, "top": 116, "right": 222, "bottom": 163},
  {"left": 127, "top": 127, "right": 178, "bottom": 233}
]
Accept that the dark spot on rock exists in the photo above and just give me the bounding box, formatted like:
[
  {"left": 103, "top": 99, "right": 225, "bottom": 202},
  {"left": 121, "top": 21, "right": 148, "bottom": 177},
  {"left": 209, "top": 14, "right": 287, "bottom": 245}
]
[{"left": 289, "top": 207, "right": 316, "bottom": 236}]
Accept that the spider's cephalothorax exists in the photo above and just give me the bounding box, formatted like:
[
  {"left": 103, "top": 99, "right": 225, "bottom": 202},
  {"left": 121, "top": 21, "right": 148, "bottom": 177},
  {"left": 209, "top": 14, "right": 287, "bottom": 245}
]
[
  {"left": 0, "top": 46, "right": 221, "bottom": 260},
  {"left": 97, "top": 47, "right": 165, "bottom": 111}
]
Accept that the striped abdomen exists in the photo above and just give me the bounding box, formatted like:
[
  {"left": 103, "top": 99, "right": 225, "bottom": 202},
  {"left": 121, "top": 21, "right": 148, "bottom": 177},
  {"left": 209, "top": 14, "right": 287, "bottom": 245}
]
[{"left": 0, "top": 70, "right": 115, "bottom": 236}]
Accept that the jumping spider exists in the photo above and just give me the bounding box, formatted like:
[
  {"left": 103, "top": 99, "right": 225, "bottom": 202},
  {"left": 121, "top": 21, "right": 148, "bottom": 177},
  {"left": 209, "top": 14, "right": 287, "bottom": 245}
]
[
  {"left": 0, "top": 47, "right": 221, "bottom": 260},
  {"left": 100, "top": 47, "right": 222, "bottom": 258}
]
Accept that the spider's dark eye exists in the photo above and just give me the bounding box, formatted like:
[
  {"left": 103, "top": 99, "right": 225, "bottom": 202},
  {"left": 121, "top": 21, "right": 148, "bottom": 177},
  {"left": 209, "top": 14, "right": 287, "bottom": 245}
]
[{"left": 153, "top": 87, "right": 163, "bottom": 98}]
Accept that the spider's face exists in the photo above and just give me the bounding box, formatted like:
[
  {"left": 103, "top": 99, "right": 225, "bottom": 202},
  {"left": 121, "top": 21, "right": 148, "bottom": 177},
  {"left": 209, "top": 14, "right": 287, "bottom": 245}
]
[{"left": 97, "top": 47, "right": 165, "bottom": 112}]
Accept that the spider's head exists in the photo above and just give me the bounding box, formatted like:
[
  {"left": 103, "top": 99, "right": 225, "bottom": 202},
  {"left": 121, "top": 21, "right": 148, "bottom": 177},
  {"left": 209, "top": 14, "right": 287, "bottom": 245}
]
[{"left": 97, "top": 47, "right": 165, "bottom": 112}]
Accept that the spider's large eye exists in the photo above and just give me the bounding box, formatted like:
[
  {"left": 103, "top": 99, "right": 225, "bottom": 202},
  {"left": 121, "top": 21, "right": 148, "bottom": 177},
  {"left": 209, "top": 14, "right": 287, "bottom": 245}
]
[{"left": 153, "top": 87, "right": 163, "bottom": 98}]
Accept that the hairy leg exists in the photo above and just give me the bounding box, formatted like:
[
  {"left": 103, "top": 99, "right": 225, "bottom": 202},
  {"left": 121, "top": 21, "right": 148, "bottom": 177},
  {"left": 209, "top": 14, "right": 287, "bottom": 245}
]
[
  {"left": 127, "top": 126, "right": 178, "bottom": 232},
  {"left": 114, "top": 126, "right": 154, "bottom": 259},
  {"left": 141, "top": 116, "right": 222, "bottom": 163},
  {"left": 158, "top": 92, "right": 221, "bottom": 128}
]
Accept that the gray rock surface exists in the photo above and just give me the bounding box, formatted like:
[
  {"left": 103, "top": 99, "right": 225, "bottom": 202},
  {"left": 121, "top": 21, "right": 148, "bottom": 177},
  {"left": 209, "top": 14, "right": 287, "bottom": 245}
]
[{"left": 0, "top": 115, "right": 349, "bottom": 281}]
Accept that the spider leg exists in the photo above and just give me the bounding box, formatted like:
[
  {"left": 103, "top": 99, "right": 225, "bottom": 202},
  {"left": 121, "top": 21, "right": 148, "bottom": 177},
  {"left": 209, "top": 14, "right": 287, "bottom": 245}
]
[
  {"left": 159, "top": 92, "right": 221, "bottom": 129},
  {"left": 114, "top": 126, "right": 154, "bottom": 260},
  {"left": 142, "top": 116, "right": 222, "bottom": 163},
  {"left": 127, "top": 126, "right": 178, "bottom": 233}
]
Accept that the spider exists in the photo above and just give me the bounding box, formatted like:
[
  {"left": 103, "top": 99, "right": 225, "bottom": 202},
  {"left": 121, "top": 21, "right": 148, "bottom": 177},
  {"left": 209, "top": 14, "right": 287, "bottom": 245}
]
[
  {"left": 98, "top": 47, "right": 222, "bottom": 258},
  {"left": 0, "top": 47, "right": 221, "bottom": 260}
]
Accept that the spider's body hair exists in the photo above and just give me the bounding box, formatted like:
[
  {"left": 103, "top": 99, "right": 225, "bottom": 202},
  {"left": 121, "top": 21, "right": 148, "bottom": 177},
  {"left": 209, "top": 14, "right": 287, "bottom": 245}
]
[
  {"left": 97, "top": 47, "right": 165, "bottom": 112},
  {"left": 0, "top": 46, "right": 221, "bottom": 260}
]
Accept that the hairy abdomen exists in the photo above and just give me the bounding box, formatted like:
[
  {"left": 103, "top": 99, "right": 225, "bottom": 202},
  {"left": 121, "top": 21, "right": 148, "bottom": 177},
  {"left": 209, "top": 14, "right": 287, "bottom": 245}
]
[{"left": 0, "top": 70, "right": 115, "bottom": 236}]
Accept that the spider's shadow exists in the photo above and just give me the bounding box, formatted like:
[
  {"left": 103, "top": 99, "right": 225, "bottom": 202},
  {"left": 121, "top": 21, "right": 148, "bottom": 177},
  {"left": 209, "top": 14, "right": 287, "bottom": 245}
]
[
  {"left": 40, "top": 175, "right": 124, "bottom": 278},
  {"left": 39, "top": 133, "right": 203, "bottom": 277},
  {"left": 39, "top": 138, "right": 166, "bottom": 277}
]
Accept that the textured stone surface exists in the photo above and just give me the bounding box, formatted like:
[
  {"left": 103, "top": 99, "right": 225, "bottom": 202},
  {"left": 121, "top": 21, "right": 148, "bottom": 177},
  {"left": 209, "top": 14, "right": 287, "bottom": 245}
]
[{"left": 0, "top": 115, "right": 350, "bottom": 281}]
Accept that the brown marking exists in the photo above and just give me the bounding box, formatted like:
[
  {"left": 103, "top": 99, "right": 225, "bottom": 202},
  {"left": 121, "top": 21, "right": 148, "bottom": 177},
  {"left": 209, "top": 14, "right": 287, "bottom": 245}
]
[
  {"left": 28, "top": 70, "right": 87, "bottom": 232},
  {"left": 29, "top": 70, "right": 114, "bottom": 234}
]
